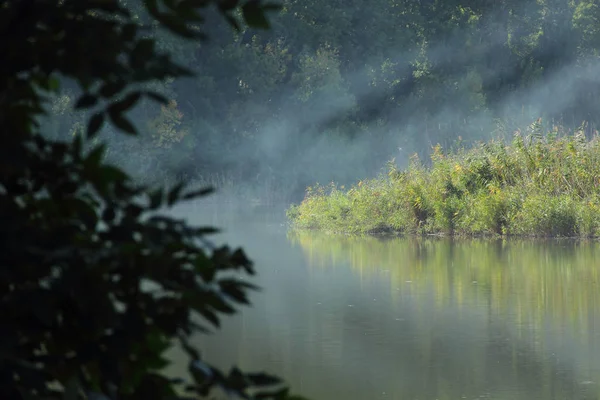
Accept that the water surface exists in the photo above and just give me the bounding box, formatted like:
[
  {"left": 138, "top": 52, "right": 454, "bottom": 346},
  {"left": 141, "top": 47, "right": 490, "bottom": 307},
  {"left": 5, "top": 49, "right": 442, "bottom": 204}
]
[{"left": 168, "top": 204, "right": 600, "bottom": 400}]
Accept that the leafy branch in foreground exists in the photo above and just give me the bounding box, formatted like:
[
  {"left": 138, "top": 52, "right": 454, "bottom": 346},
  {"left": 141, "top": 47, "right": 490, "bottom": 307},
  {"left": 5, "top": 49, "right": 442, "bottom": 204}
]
[{"left": 0, "top": 0, "right": 306, "bottom": 399}]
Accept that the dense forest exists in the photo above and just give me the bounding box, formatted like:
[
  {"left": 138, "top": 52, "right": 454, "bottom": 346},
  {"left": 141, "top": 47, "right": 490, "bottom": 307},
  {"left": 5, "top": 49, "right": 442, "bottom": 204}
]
[{"left": 45, "top": 0, "right": 600, "bottom": 204}]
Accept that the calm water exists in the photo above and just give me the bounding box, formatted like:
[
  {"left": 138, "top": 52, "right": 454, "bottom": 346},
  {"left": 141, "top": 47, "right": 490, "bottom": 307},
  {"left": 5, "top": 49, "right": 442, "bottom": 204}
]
[{"left": 167, "top": 204, "right": 600, "bottom": 400}]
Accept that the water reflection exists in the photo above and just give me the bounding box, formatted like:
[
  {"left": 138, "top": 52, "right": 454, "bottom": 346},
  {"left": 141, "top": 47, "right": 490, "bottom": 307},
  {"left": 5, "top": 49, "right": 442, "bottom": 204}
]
[
  {"left": 287, "top": 232, "right": 600, "bottom": 399},
  {"left": 167, "top": 207, "right": 600, "bottom": 400}
]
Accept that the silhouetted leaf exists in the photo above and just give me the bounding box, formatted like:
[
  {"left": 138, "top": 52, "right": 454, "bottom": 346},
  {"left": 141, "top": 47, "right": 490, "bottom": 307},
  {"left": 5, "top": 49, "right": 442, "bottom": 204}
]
[
  {"left": 179, "top": 336, "right": 201, "bottom": 360},
  {"left": 223, "top": 13, "right": 241, "bottom": 31},
  {"left": 168, "top": 182, "right": 185, "bottom": 206},
  {"left": 100, "top": 81, "right": 126, "bottom": 98},
  {"left": 87, "top": 113, "right": 105, "bottom": 138},
  {"left": 149, "top": 188, "right": 163, "bottom": 209},
  {"left": 109, "top": 92, "right": 142, "bottom": 114},
  {"left": 198, "top": 308, "right": 220, "bottom": 328},
  {"left": 121, "top": 23, "right": 138, "bottom": 41},
  {"left": 130, "top": 39, "right": 155, "bottom": 68},
  {"left": 48, "top": 77, "right": 60, "bottom": 91},
  {"left": 182, "top": 186, "right": 215, "bottom": 200},
  {"left": 108, "top": 111, "right": 136, "bottom": 135},
  {"left": 242, "top": 1, "right": 271, "bottom": 29},
  {"left": 156, "top": 13, "right": 199, "bottom": 38},
  {"left": 85, "top": 144, "right": 106, "bottom": 167},
  {"left": 246, "top": 373, "right": 283, "bottom": 387},
  {"left": 99, "top": 165, "right": 128, "bottom": 183},
  {"left": 102, "top": 207, "right": 116, "bottom": 222},
  {"left": 75, "top": 94, "right": 98, "bottom": 109},
  {"left": 62, "top": 375, "right": 80, "bottom": 400},
  {"left": 191, "top": 226, "right": 220, "bottom": 235},
  {"left": 145, "top": 91, "right": 168, "bottom": 104}
]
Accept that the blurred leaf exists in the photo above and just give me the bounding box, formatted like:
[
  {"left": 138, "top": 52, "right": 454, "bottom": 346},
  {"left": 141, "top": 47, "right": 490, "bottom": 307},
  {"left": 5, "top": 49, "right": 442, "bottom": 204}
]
[
  {"left": 121, "top": 23, "right": 138, "bottom": 41},
  {"left": 102, "top": 207, "right": 116, "bottom": 222},
  {"left": 198, "top": 308, "right": 220, "bottom": 328},
  {"left": 167, "top": 182, "right": 185, "bottom": 206},
  {"left": 99, "top": 165, "right": 129, "bottom": 183},
  {"left": 144, "top": 91, "right": 168, "bottom": 104},
  {"left": 246, "top": 373, "right": 283, "bottom": 387},
  {"left": 48, "top": 77, "right": 60, "bottom": 92},
  {"left": 182, "top": 186, "right": 215, "bottom": 200},
  {"left": 149, "top": 188, "right": 164, "bottom": 209},
  {"left": 87, "top": 113, "right": 105, "bottom": 138},
  {"left": 100, "top": 81, "right": 127, "bottom": 98},
  {"left": 130, "top": 39, "right": 155, "bottom": 69},
  {"left": 109, "top": 92, "right": 142, "bottom": 114},
  {"left": 85, "top": 144, "right": 106, "bottom": 168},
  {"left": 242, "top": 0, "right": 271, "bottom": 29},
  {"left": 108, "top": 111, "right": 137, "bottom": 135},
  {"left": 75, "top": 94, "right": 98, "bottom": 109},
  {"left": 62, "top": 375, "right": 80, "bottom": 400},
  {"left": 223, "top": 13, "right": 241, "bottom": 31}
]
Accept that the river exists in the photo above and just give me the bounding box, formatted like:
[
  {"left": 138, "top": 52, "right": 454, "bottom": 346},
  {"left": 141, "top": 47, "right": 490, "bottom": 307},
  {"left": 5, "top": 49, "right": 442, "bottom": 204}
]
[{"left": 167, "top": 202, "right": 600, "bottom": 400}]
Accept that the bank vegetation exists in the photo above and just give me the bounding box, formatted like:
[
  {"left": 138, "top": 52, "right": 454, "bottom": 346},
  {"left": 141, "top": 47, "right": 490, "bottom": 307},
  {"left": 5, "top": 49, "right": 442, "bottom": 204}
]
[{"left": 288, "top": 123, "right": 600, "bottom": 238}]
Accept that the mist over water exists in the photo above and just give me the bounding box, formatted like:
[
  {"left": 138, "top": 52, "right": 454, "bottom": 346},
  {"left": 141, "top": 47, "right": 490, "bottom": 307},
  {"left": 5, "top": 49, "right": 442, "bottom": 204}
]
[
  {"left": 164, "top": 205, "right": 600, "bottom": 400},
  {"left": 21, "top": 0, "right": 600, "bottom": 398},
  {"left": 39, "top": 0, "right": 600, "bottom": 204}
]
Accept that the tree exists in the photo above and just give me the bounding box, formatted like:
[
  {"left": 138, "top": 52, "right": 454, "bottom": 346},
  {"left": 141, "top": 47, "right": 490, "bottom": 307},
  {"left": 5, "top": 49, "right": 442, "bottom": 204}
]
[{"left": 0, "top": 1, "right": 306, "bottom": 399}]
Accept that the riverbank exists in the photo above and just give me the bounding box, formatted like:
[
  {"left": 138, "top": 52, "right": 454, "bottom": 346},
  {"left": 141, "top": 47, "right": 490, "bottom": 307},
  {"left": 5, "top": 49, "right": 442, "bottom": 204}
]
[{"left": 287, "top": 128, "right": 600, "bottom": 237}]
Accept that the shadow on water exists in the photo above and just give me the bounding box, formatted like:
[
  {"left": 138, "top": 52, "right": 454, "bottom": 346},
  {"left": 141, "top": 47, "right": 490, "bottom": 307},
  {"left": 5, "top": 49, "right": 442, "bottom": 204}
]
[{"left": 166, "top": 202, "right": 600, "bottom": 400}]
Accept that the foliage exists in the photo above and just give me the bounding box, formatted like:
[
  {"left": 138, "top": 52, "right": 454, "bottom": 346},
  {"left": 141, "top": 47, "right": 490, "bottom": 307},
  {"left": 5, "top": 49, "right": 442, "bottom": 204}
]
[
  {"left": 42, "top": 0, "right": 600, "bottom": 203},
  {"left": 0, "top": 0, "right": 307, "bottom": 399},
  {"left": 288, "top": 125, "right": 600, "bottom": 238},
  {"left": 149, "top": 100, "right": 190, "bottom": 149}
]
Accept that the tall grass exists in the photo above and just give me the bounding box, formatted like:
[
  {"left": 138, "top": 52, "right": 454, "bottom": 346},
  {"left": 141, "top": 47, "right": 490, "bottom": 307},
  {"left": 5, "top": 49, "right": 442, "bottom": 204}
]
[{"left": 288, "top": 124, "right": 600, "bottom": 237}]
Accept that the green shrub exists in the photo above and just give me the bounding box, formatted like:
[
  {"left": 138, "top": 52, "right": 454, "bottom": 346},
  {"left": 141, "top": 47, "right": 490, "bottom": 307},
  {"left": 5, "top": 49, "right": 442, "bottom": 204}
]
[
  {"left": 288, "top": 129, "right": 600, "bottom": 238},
  {"left": 513, "top": 193, "right": 579, "bottom": 236}
]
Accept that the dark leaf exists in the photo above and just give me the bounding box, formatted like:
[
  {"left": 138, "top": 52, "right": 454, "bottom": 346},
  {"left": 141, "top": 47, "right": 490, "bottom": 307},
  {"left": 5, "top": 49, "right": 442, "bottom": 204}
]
[
  {"left": 149, "top": 188, "right": 164, "bottom": 209},
  {"left": 242, "top": 1, "right": 271, "bottom": 29},
  {"left": 130, "top": 39, "right": 156, "bottom": 69},
  {"left": 182, "top": 186, "right": 214, "bottom": 200},
  {"left": 168, "top": 182, "right": 185, "bottom": 206},
  {"left": 179, "top": 336, "right": 201, "bottom": 360},
  {"left": 72, "top": 133, "right": 83, "bottom": 156},
  {"left": 246, "top": 373, "right": 283, "bottom": 387},
  {"left": 109, "top": 92, "right": 142, "bottom": 114},
  {"left": 122, "top": 23, "right": 138, "bottom": 41},
  {"left": 198, "top": 308, "right": 220, "bottom": 328},
  {"left": 102, "top": 207, "right": 116, "bottom": 222},
  {"left": 144, "top": 91, "right": 168, "bottom": 104},
  {"left": 155, "top": 13, "right": 199, "bottom": 39},
  {"left": 99, "top": 165, "right": 129, "bottom": 183},
  {"left": 218, "top": 0, "right": 240, "bottom": 11},
  {"left": 85, "top": 144, "right": 106, "bottom": 167},
  {"left": 75, "top": 94, "right": 98, "bottom": 109},
  {"left": 191, "top": 226, "right": 220, "bottom": 235},
  {"left": 48, "top": 77, "right": 60, "bottom": 91},
  {"left": 62, "top": 375, "right": 80, "bottom": 400},
  {"left": 262, "top": 2, "right": 282, "bottom": 11},
  {"left": 108, "top": 111, "right": 137, "bottom": 135},
  {"left": 223, "top": 13, "right": 241, "bottom": 31},
  {"left": 100, "top": 81, "right": 127, "bottom": 98},
  {"left": 88, "top": 0, "right": 129, "bottom": 14},
  {"left": 87, "top": 113, "right": 105, "bottom": 138}
]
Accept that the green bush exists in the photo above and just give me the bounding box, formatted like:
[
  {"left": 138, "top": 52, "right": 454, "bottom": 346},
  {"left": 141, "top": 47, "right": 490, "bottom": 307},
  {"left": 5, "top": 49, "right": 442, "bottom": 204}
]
[{"left": 289, "top": 129, "right": 600, "bottom": 238}]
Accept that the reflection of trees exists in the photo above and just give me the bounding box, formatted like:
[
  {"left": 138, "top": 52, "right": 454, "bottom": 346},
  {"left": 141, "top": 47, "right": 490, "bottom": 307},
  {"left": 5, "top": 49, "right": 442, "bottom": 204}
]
[
  {"left": 288, "top": 232, "right": 600, "bottom": 398},
  {"left": 289, "top": 233, "right": 600, "bottom": 335}
]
